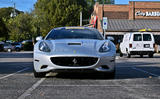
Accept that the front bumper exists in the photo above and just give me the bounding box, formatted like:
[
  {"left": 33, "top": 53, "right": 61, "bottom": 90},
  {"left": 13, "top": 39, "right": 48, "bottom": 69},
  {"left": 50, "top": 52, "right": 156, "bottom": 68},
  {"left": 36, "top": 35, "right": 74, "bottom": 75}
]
[
  {"left": 130, "top": 51, "right": 154, "bottom": 55},
  {"left": 34, "top": 52, "right": 115, "bottom": 73}
]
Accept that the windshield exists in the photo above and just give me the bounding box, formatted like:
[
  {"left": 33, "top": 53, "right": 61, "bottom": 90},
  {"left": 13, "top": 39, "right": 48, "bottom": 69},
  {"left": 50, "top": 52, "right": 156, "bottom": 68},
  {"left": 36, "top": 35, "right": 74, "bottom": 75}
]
[{"left": 46, "top": 28, "right": 103, "bottom": 40}]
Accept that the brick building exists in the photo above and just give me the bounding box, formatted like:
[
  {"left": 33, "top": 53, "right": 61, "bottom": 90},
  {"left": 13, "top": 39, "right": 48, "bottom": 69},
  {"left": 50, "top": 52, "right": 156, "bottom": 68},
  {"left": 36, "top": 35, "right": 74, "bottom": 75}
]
[{"left": 90, "top": 1, "right": 160, "bottom": 44}]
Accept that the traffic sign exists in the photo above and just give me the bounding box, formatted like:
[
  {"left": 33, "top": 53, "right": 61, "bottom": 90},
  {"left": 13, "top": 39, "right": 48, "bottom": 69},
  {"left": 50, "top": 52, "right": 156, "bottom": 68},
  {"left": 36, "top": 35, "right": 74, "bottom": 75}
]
[{"left": 103, "top": 17, "right": 108, "bottom": 30}]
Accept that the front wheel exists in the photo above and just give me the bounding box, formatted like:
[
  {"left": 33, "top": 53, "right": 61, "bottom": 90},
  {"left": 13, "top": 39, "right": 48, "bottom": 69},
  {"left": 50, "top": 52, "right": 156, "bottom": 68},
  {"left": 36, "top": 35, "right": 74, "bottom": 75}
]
[
  {"left": 120, "top": 52, "right": 123, "bottom": 57},
  {"left": 33, "top": 69, "right": 46, "bottom": 78},
  {"left": 127, "top": 53, "right": 131, "bottom": 58},
  {"left": 103, "top": 69, "right": 115, "bottom": 79},
  {"left": 15, "top": 48, "right": 21, "bottom": 52}
]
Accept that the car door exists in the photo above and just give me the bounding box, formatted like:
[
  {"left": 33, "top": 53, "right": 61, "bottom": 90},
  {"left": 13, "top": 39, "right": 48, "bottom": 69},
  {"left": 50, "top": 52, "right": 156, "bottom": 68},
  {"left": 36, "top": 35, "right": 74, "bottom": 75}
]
[
  {"left": 142, "top": 34, "right": 154, "bottom": 50},
  {"left": 132, "top": 33, "right": 143, "bottom": 51}
]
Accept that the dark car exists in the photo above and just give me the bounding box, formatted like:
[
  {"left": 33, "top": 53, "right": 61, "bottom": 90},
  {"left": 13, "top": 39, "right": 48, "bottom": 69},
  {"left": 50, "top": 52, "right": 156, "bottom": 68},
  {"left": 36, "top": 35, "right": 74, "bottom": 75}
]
[
  {"left": 11, "top": 42, "right": 22, "bottom": 51},
  {"left": 0, "top": 44, "right": 4, "bottom": 51}
]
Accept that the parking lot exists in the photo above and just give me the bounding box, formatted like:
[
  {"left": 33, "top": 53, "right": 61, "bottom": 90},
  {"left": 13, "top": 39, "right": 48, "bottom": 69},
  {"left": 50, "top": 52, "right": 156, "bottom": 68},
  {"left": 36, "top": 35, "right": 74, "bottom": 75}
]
[{"left": 0, "top": 52, "right": 160, "bottom": 99}]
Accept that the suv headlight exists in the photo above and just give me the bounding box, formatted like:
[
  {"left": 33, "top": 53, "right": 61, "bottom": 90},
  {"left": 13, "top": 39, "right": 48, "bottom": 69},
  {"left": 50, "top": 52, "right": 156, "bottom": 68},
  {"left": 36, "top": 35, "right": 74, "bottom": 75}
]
[
  {"left": 39, "top": 41, "right": 51, "bottom": 52},
  {"left": 99, "top": 42, "right": 110, "bottom": 52}
]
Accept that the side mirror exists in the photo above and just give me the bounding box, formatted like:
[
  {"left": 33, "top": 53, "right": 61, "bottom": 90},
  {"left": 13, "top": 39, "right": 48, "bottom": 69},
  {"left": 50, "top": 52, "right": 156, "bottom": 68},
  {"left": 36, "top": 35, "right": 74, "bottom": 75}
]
[
  {"left": 36, "top": 36, "right": 43, "bottom": 41},
  {"left": 107, "top": 36, "right": 114, "bottom": 41}
]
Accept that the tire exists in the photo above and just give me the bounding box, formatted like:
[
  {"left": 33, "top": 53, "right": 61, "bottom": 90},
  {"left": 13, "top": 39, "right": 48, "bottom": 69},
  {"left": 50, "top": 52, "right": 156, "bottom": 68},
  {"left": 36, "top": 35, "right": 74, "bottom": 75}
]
[
  {"left": 148, "top": 54, "right": 153, "bottom": 58},
  {"left": 140, "top": 54, "right": 143, "bottom": 58},
  {"left": 120, "top": 52, "right": 123, "bottom": 57},
  {"left": 127, "top": 54, "right": 131, "bottom": 58},
  {"left": 103, "top": 69, "right": 115, "bottom": 79},
  {"left": 33, "top": 69, "right": 46, "bottom": 78},
  {"left": 15, "top": 48, "right": 20, "bottom": 52}
]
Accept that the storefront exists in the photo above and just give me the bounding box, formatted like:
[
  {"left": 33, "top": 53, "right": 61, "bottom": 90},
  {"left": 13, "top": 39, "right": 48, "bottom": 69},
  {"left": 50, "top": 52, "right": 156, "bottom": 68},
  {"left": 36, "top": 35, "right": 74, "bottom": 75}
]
[{"left": 90, "top": 1, "right": 160, "bottom": 45}]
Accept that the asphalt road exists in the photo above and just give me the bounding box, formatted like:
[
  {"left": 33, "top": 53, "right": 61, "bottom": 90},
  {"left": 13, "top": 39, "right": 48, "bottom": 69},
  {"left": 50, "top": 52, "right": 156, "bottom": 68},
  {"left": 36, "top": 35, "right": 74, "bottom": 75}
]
[{"left": 0, "top": 52, "right": 160, "bottom": 99}]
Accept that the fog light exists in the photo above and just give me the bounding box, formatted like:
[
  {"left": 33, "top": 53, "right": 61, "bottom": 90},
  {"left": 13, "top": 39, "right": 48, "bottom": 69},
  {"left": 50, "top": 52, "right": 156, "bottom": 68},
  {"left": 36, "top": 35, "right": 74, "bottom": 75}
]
[
  {"left": 101, "top": 65, "right": 109, "bottom": 69},
  {"left": 41, "top": 65, "right": 48, "bottom": 69}
]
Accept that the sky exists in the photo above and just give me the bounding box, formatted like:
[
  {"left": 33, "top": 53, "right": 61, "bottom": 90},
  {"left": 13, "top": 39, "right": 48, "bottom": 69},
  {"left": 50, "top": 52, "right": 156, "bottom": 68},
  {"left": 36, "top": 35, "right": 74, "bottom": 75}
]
[
  {"left": 0, "top": 0, "right": 37, "bottom": 12},
  {"left": 0, "top": 0, "right": 160, "bottom": 12},
  {"left": 115, "top": 0, "right": 160, "bottom": 4}
]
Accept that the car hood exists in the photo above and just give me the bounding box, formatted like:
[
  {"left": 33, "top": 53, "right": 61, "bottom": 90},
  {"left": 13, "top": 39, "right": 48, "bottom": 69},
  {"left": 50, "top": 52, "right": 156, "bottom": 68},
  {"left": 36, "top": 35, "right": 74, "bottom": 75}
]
[{"left": 46, "top": 39, "right": 105, "bottom": 56}]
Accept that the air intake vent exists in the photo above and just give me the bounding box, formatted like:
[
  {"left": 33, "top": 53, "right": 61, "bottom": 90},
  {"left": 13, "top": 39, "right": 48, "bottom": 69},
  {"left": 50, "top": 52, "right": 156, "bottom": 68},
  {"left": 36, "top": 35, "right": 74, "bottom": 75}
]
[
  {"left": 50, "top": 57, "right": 98, "bottom": 67},
  {"left": 68, "top": 43, "right": 81, "bottom": 45}
]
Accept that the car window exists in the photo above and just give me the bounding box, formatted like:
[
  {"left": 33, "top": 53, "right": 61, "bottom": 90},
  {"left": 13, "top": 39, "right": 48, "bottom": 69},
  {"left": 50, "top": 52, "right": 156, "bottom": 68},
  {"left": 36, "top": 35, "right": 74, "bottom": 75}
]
[
  {"left": 143, "top": 34, "right": 151, "bottom": 41},
  {"left": 11, "top": 43, "right": 19, "bottom": 46},
  {"left": 133, "top": 34, "right": 142, "bottom": 41},
  {"left": 4, "top": 43, "right": 10, "bottom": 46},
  {"left": 46, "top": 28, "right": 103, "bottom": 40}
]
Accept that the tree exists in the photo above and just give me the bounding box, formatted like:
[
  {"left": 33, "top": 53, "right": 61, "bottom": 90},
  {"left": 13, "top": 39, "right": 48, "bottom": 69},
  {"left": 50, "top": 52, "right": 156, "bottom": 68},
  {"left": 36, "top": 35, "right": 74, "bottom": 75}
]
[
  {"left": 34, "top": 0, "right": 89, "bottom": 36},
  {"left": 0, "top": 7, "right": 23, "bottom": 41},
  {"left": 8, "top": 13, "right": 35, "bottom": 41},
  {"left": 96, "top": 0, "right": 112, "bottom": 4},
  {"left": 0, "top": 18, "right": 8, "bottom": 40}
]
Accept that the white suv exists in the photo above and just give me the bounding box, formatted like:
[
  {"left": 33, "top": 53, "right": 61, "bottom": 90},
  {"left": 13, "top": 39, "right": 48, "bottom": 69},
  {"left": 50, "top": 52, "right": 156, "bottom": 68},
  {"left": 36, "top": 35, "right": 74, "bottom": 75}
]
[{"left": 120, "top": 32, "right": 155, "bottom": 58}]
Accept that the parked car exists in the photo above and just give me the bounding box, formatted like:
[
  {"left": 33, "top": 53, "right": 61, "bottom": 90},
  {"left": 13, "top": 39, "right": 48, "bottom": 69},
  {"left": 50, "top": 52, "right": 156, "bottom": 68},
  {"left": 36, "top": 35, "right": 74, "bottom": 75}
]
[
  {"left": 21, "top": 40, "right": 33, "bottom": 51},
  {"left": 3, "top": 43, "right": 14, "bottom": 52},
  {"left": 0, "top": 41, "right": 4, "bottom": 51},
  {"left": 33, "top": 27, "right": 116, "bottom": 78},
  {"left": 120, "top": 32, "right": 155, "bottom": 58},
  {"left": 0, "top": 44, "right": 4, "bottom": 51},
  {"left": 11, "top": 42, "right": 22, "bottom": 51}
]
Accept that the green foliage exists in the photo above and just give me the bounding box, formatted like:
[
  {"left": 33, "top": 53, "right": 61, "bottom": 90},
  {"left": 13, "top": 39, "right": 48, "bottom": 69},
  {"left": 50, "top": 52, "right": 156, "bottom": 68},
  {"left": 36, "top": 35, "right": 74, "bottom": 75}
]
[
  {"left": 0, "top": 7, "right": 23, "bottom": 19},
  {"left": 0, "top": 18, "right": 8, "bottom": 39},
  {"left": 8, "top": 13, "right": 38, "bottom": 41},
  {"left": 0, "top": 7, "right": 23, "bottom": 41},
  {"left": 0, "top": 0, "right": 102, "bottom": 41},
  {"left": 34, "top": 0, "right": 89, "bottom": 36},
  {"left": 96, "top": 0, "right": 112, "bottom": 4}
]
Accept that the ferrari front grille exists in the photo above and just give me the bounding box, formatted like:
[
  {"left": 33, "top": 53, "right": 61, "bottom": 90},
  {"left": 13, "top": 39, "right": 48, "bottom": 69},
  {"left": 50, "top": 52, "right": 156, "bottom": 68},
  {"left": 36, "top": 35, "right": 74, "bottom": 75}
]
[{"left": 50, "top": 57, "right": 98, "bottom": 67}]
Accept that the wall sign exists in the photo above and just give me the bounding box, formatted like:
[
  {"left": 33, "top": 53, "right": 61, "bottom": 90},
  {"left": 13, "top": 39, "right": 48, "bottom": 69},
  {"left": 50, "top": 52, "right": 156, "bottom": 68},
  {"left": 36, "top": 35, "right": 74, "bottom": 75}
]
[{"left": 135, "top": 11, "right": 160, "bottom": 17}]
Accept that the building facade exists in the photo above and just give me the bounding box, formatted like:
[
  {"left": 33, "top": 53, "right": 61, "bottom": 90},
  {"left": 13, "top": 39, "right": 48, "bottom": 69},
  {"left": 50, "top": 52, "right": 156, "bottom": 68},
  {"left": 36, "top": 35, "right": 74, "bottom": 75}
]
[{"left": 90, "top": 1, "right": 160, "bottom": 44}]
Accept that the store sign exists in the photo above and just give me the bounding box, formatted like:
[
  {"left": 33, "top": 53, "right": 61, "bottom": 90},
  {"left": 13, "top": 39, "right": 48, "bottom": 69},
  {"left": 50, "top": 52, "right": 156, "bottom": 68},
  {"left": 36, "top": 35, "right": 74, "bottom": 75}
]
[{"left": 135, "top": 11, "right": 160, "bottom": 17}]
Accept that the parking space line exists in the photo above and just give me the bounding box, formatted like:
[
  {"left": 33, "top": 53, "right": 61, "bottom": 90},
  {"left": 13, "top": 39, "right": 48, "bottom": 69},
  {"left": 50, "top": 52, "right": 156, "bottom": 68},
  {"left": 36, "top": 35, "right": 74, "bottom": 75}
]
[
  {"left": 40, "top": 84, "right": 160, "bottom": 87},
  {"left": 132, "top": 67, "right": 159, "bottom": 77},
  {"left": 18, "top": 73, "right": 50, "bottom": 99},
  {"left": 0, "top": 67, "right": 30, "bottom": 80}
]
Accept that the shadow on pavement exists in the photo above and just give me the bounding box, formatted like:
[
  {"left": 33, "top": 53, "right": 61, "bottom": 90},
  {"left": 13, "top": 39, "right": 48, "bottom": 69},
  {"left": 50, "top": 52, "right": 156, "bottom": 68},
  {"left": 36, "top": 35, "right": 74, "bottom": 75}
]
[
  {"left": 47, "top": 72, "right": 115, "bottom": 80},
  {"left": 0, "top": 52, "right": 33, "bottom": 58},
  {"left": 122, "top": 54, "right": 160, "bottom": 58},
  {"left": 0, "top": 62, "right": 33, "bottom": 74},
  {"left": 115, "top": 61, "right": 160, "bottom": 79},
  {"left": 46, "top": 61, "right": 160, "bottom": 80}
]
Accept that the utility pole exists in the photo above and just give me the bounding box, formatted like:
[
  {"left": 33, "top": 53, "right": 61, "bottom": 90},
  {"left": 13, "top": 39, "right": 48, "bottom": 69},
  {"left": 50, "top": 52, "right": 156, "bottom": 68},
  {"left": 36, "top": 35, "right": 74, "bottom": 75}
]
[
  {"left": 80, "top": 11, "right": 82, "bottom": 26},
  {"left": 10, "top": 0, "right": 16, "bottom": 17},
  {"left": 13, "top": 2, "right": 16, "bottom": 17},
  {"left": 102, "top": 0, "right": 105, "bottom": 38}
]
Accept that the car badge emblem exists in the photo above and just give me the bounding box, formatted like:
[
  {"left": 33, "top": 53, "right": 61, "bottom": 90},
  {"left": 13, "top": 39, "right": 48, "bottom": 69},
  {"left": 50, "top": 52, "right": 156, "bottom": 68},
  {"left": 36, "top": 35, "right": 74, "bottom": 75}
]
[{"left": 72, "top": 58, "right": 77, "bottom": 64}]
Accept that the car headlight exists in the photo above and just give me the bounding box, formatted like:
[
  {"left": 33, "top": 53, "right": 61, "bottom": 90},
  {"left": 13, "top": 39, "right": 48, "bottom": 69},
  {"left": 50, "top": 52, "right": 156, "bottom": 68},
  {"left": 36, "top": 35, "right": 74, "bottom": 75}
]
[
  {"left": 99, "top": 42, "right": 110, "bottom": 52},
  {"left": 39, "top": 41, "right": 51, "bottom": 52}
]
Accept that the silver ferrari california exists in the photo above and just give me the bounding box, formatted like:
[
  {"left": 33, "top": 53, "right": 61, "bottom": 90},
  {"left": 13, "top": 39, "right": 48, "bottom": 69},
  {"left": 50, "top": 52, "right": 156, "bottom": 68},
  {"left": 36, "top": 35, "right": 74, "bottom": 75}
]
[{"left": 34, "top": 27, "right": 116, "bottom": 78}]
